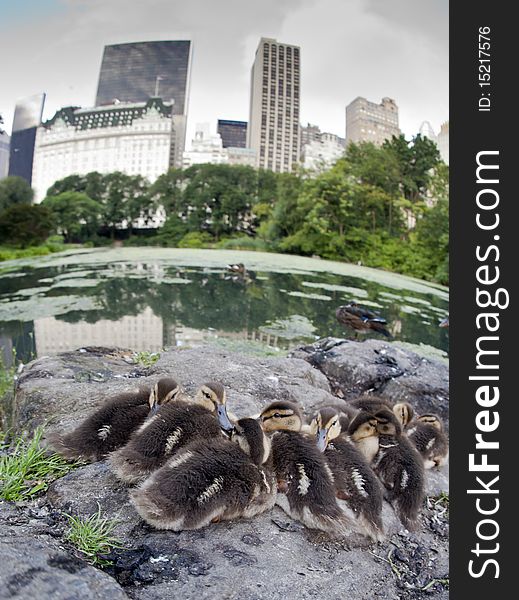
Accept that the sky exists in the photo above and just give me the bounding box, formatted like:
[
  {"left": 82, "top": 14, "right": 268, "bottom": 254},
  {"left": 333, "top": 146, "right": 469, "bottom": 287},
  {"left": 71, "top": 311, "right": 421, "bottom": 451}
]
[{"left": 0, "top": 0, "right": 448, "bottom": 146}]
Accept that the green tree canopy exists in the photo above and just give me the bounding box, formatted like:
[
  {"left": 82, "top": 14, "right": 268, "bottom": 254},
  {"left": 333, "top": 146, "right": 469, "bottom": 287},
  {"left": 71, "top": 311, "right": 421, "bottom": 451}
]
[
  {"left": 0, "top": 204, "right": 54, "bottom": 248},
  {"left": 42, "top": 191, "right": 102, "bottom": 243},
  {"left": 0, "top": 176, "right": 34, "bottom": 211}
]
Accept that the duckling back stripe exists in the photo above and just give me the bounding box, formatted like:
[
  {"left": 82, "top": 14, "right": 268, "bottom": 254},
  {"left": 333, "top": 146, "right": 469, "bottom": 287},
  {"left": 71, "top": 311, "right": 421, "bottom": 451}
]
[
  {"left": 297, "top": 464, "right": 311, "bottom": 496},
  {"left": 164, "top": 428, "right": 183, "bottom": 454},
  {"left": 97, "top": 424, "right": 111, "bottom": 440},
  {"left": 197, "top": 476, "right": 224, "bottom": 504},
  {"left": 351, "top": 468, "right": 368, "bottom": 497}
]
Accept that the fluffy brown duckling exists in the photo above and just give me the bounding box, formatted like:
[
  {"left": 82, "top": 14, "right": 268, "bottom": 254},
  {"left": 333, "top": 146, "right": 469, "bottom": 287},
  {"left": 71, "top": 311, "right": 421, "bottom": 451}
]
[
  {"left": 347, "top": 411, "right": 380, "bottom": 463},
  {"left": 407, "top": 414, "right": 449, "bottom": 469},
  {"left": 48, "top": 377, "right": 180, "bottom": 462},
  {"left": 371, "top": 408, "right": 425, "bottom": 530},
  {"left": 130, "top": 417, "right": 276, "bottom": 530},
  {"left": 310, "top": 407, "right": 384, "bottom": 541},
  {"left": 259, "top": 401, "right": 352, "bottom": 536},
  {"left": 108, "top": 382, "right": 234, "bottom": 484},
  {"left": 349, "top": 396, "right": 414, "bottom": 429}
]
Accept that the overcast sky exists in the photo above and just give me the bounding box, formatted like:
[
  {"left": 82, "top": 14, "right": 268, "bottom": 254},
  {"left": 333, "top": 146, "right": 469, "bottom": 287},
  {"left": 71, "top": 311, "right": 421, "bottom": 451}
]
[{"left": 0, "top": 0, "right": 448, "bottom": 146}]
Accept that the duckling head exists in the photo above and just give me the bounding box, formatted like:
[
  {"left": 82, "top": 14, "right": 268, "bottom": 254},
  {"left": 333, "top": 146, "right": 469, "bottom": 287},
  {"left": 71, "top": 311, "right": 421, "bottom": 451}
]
[
  {"left": 231, "top": 418, "right": 271, "bottom": 466},
  {"left": 259, "top": 401, "right": 303, "bottom": 433},
  {"left": 309, "top": 407, "right": 343, "bottom": 452},
  {"left": 393, "top": 402, "right": 414, "bottom": 427},
  {"left": 348, "top": 411, "right": 378, "bottom": 442},
  {"left": 148, "top": 377, "right": 181, "bottom": 414},
  {"left": 417, "top": 413, "right": 443, "bottom": 432},
  {"left": 374, "top": 408, "right": 402, "bottom": 436},
  {"left": 194, "top": 381, "right": 234, "bottom": 433}
]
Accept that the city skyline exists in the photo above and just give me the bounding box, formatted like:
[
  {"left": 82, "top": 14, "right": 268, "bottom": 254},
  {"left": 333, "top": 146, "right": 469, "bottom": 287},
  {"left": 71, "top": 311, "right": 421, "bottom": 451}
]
[{"left": 0, "top": 0, "right": 448, "bottom": 146}]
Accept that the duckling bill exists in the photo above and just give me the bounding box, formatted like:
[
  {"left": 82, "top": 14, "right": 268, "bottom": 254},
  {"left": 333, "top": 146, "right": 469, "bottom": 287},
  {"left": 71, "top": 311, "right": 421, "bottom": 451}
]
[
  {"left": 47, "top": 378, "right": 180, "bottom": 462},
  {"left": 131, "top": 418, "right": 276, "bottom": 530}
]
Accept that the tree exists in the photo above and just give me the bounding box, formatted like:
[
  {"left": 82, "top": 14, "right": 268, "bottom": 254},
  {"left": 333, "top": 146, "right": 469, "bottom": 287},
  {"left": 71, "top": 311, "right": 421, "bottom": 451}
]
[
  {"left": 0, "top": 176, "right": 34, "bottom": 211},
  {"left": 384, "top": 134, "right": 441, "bottom": 203},
  {"left": 99, "top": 172, "right": 152, "bottom": 237},
  {"left": 0, "top": 204, "right": 54, "bottom": 247},
  {"left": 42, "top": 191, "right": 102, "bottom": 242}
]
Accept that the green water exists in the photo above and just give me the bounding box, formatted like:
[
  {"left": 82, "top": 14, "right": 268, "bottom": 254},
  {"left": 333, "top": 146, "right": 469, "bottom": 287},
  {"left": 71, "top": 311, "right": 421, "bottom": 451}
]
[{"left": 0, "top": 248, "right": 449, "bottom": 364}]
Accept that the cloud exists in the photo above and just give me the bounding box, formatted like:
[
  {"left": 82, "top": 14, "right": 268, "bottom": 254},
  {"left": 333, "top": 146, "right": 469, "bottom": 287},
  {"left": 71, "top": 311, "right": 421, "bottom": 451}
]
[{"left": 0, "top": 0, "right": 448, "bottom": 144}]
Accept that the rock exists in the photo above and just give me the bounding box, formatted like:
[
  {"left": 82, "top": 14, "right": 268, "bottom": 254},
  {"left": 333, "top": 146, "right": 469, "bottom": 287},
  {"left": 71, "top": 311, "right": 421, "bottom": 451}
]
[
  {"left": 13, "top": 345, "right": 336, "bottom": 438},
  {"left": 290, "top": 338, "right": 449, "bottom": 427},
  {"left": 8, "top": 344, "right": 449, "bottom": 599},
  {"left": 0, "top": 502, "right": 128, "bottom": 599},
  {"left": 45, "top": 461, "right": 448, "bottom": 600}
]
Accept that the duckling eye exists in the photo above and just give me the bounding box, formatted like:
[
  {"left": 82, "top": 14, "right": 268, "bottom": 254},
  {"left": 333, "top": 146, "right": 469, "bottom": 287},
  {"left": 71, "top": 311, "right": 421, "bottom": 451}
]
[
  {"left": 273, "top": 413, "right": 281, "bottom": 419},
  {"left": 203, "top": 391, "right": 211, "bottom": 399}
]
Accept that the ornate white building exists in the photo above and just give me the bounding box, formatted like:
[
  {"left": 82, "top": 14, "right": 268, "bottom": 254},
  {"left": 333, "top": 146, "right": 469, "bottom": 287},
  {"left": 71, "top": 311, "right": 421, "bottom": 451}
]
[
  {"left": 183, "top": 123, "right": 256, "bottom": 168},
  {"left": 32, "top": 98, "right": 175, "bottom": 202}
]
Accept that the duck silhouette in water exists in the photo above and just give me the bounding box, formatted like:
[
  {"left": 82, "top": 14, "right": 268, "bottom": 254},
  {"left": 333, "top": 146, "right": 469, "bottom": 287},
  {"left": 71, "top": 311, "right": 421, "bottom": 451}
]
[{"left": 335, "top": 302, "right": 391, "bottom": 339}]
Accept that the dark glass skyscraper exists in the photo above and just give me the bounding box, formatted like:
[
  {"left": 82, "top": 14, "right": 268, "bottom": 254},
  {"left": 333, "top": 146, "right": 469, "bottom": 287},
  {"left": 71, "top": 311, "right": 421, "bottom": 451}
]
[
  {"left": 8, "top": 93, "right": 46, "bottom": 185},
  {"left": 95, "top": 41, "right": 191, "bottom": 115},
  {"left": 95, "top": 41, "right": 191, "bottom": 168},
  {"left": 217, "top": 120, "right": 247, "bottom": 148}
]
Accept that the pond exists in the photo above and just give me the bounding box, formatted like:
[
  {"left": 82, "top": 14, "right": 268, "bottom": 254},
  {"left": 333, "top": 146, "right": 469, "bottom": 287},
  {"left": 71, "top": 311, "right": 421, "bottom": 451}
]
[{"left": 0, "top": 248, "right": 449, "bottom": 365}]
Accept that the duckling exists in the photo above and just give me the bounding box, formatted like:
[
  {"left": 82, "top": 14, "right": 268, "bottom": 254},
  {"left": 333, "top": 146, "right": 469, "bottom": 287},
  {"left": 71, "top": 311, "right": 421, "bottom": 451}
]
[
  {"left": 336, "top": 302, "right": 391, "bottom": 338},
  {"left": 349, "top": 396, "right": 414, "bottom": 429},
  {"left": 130, "top": 417, "right": 276, "bottom": 530},
  {"left": 48, "top": 378, "right": 180, "bottom": 462},
  {"left": 371, "top": 408, "right": 425, "bottom": 530},
  {"left": 349, "top": 394, "right": 393, "bottom": 414},
  {"left": 347, "top": 411, "right": 380, "bottom": 463},
  {"left": 259, "top": 401, "right": 352, "bottom": 536},
  {"left": 407, "top": 414, "right": 449, "bottom": 469},
  {"left": 310, "top": 407, "right": 384, "bottom": 541},
  {"left": 108, "top": 381, "right": 234, "bottom": 484}
]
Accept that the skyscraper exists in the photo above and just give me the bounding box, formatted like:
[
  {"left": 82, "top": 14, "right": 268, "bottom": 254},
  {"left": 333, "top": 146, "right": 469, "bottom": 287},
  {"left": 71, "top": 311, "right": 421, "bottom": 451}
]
[
  {"left": 345, "top": 96, "right": 400, "bottom": 146},
  {"left": 247, "top": 38, "right": 301, "bottom": 172},
  {"left": 8, "top": 93, "right": 46, "bottom": 184},
  {"left": 217, "top": 120, "right": 247, "bottom": 148},
  {"left": 0, "top": 132, "right": 9, "bottom": 180},
  {"left": 95, "top": 41, "right": 192, "bottom": 167}
]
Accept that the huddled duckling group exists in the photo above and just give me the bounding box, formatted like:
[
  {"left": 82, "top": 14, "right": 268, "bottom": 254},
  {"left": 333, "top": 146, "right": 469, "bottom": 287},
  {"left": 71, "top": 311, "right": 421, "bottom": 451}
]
[{"left": 49, "top": 379, "right": 448, "bottom": 540}]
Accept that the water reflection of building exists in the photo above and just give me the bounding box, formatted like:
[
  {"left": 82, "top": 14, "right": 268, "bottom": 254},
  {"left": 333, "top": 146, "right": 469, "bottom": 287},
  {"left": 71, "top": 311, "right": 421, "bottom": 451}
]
[
  {"left": 165, "top": 323, "right": 285, "bottom": 349},
  {"left": 33, "top": 307, "right": 163, "bottom": 355}
]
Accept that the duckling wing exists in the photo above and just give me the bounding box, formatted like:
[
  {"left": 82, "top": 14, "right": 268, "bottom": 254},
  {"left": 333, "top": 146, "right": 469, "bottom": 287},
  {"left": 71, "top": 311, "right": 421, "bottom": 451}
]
[
  {"left": 108, "top": 404, "right": 222, "bottom": 482},
  {"left": 50, "top": 390, "right": 151, "bottom": 461},
  {"left": 131, "top": 440, "right": 268, "bottom": 530},
  {"left": 270, "top": 432, "right": 350, "bottom": 534}
]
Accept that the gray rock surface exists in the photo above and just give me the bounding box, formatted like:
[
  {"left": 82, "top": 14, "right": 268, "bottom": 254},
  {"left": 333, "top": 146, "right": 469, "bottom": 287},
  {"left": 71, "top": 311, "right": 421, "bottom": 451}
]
[
  {"left": 0, "top": 501, "right": 128, "bottom": 599},
  {"left": 290, "top": 338, "right": 450, "bottom": 427},
  {"left": 5, "top": 343, "right": 449, "bottom": 600}
]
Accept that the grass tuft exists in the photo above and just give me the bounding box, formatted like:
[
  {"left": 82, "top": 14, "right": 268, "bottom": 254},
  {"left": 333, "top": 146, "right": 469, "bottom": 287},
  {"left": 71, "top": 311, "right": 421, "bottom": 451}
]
[
  {"left": 65, "top": 503, "right": 124, "bottom": 564},
  {"left": 133, "top": 350, "right": 160, "bottom": 368},
  {"left": 0, "top": 427, "right": 80, "bottom": 501}
]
